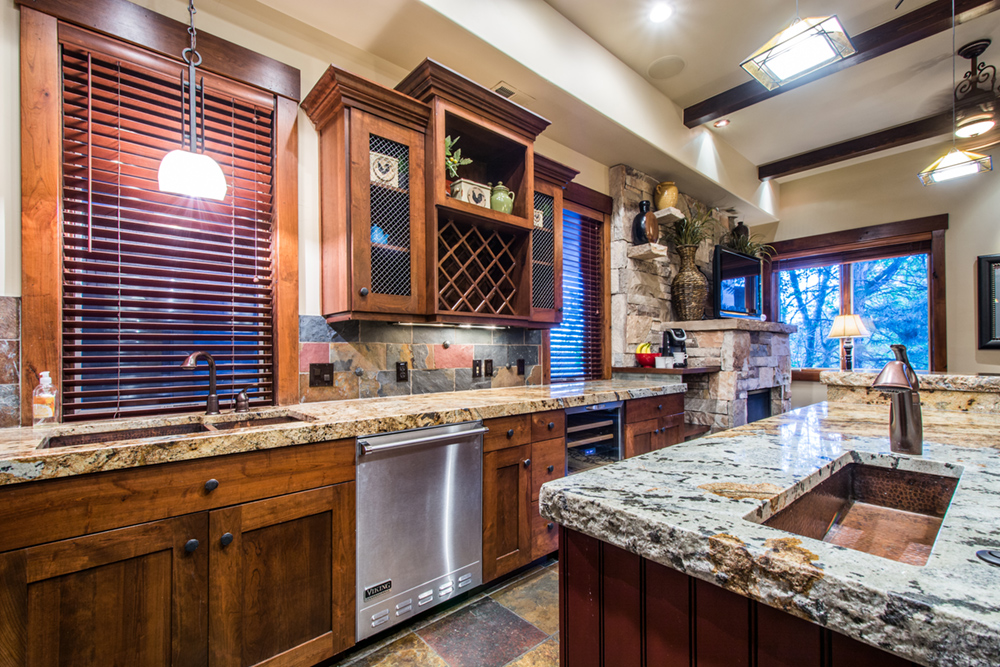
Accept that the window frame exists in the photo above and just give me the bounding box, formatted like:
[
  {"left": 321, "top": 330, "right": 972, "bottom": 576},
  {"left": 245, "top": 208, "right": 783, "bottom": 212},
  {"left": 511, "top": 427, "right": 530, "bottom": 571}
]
[
  {"left": 18, "top": 1, "right": 300, "bottom": 423},
  {"left": 764, "top": 215, "right": 947, "bottom": 379}
]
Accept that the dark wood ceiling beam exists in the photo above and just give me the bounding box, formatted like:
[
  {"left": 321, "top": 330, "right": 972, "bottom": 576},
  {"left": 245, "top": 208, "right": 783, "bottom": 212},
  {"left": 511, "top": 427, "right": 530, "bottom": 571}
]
[
  {"left": 757, "top": 112, "right": 954, "bottom": 180},
  {"left": 683, "top": 0, "right": 1000, "bottom": 128}
]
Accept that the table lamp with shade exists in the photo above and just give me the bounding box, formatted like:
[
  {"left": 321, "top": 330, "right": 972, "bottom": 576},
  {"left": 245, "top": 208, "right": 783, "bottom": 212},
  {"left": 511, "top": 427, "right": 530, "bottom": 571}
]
[{"left": 827, "top": 314, "right": 870, "bottom": 371}]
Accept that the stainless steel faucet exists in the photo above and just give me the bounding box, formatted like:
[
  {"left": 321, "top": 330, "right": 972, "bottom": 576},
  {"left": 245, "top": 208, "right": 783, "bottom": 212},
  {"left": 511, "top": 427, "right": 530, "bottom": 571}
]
[
  {"left": 181, "top": 351, "right": 220, "bottom": 415},
  {"left": 871, "top": 344, "right": 923, "bottom": 455}
]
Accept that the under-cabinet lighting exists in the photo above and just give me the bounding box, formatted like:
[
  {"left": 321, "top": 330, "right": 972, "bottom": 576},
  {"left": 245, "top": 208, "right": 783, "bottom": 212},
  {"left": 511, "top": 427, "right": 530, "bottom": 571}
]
[
  {"left": 395, "top": 322, "right": 507, "bottom": 330},
  {"left": 741, "top": 15, "right": 855, "bottom": 90}
]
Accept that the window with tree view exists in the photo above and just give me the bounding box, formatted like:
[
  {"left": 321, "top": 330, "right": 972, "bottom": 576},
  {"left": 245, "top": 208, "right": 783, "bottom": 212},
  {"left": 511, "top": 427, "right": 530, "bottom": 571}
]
[{"left": 779, "top": 253, "right": 930, "bottom": 372}]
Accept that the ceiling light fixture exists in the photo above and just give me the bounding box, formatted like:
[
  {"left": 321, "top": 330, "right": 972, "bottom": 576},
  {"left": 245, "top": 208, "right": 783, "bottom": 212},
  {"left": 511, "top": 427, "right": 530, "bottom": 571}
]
[
  {"left": 649, "top": 3, "right": 673, "bottom": 23},
  {"left": 157, "top": 0, "right": 227, "bottom": 201},
  {"left": 953, "top": 39, "right": 998, "bottom": 138},
  {"left": 920, "top": 1, "right": 992, "bottom": 185},
  {"left": 741, "top": 1, "right": 855, "bottom": 90},
  {"left": 714, "top": 119, "right": 731, "bottom": 128}
]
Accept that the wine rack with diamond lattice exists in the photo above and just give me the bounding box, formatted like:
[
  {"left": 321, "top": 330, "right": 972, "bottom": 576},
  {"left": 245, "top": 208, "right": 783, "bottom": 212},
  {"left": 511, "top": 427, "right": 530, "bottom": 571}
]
[{"left": 438, "top": 219, "right": 528, "bottom": 317}]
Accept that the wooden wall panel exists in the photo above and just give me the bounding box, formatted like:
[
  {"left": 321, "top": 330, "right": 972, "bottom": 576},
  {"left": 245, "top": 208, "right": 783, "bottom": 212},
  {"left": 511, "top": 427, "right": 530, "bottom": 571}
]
[
  {"left": 561, "top": 528, "right": 601, "bottom": 667},
  {"left": 756, "top": 601, "right": 823, "bottom": 667},
  {"left": 601, "top": 544, "right": 642, "bottom": 667},
  {"left": 695, "top": 579, "right": 752, "bottom": 667},
  {"left": 643, "top": 559, "right": 691, "bottom": 665}
]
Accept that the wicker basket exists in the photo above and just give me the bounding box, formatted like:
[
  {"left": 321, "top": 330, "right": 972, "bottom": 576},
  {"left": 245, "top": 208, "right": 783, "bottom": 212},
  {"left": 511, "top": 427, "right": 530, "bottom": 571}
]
[{"left": 672, "top": 244, "right": 708, "bottom": 321}]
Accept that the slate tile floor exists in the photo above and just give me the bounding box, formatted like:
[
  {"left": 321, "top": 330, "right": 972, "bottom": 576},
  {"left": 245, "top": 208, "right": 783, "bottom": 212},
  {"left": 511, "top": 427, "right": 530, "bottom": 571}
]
[{"left": 332, "top": 559, "right": 559, "bottom": 667}]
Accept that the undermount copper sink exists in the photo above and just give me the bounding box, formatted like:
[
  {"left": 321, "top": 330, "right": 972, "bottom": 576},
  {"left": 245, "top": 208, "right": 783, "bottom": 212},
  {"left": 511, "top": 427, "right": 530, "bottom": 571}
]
[
  {"left": 39, "top": 415, "right": 308, "bottom": 449},
  {"left": 750, "top": 462, "right": 960, "bottom": 566}
]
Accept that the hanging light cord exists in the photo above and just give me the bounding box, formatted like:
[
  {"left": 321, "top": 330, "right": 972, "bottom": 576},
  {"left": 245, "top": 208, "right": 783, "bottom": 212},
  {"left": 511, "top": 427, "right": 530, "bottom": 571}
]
[
  {"left": 951, "top": 0, "right": 957, "bottom": 149},
  {"left": 180, "top": 0, "right": 203, "bottom": 153}
]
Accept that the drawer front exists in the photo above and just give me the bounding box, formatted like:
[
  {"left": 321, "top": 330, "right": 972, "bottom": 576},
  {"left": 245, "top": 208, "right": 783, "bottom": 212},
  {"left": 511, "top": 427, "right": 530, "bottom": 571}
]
[
  {"left": 0, "top": 439, "right": 356, "bottom": 552},
  {"left": 626, "top": 394, "right": 684, "bottom": 423},
  {"left": 530, "top": 410, "right": 565, "bottom": 442},
  {"left": 484, "top": 415, "right": 531, "bottom": 452},
  {"left": 531, "top": 501, "right": 559, "bottom": 557},
  {"left": 531, "top": 437, "right": 566, "bottom": 502}
]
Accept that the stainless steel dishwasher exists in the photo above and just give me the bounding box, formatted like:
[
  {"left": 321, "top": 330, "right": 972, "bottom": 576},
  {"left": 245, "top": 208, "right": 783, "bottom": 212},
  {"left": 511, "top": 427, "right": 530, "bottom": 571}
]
[{"left": 355, "top": 421, "right": 486, "bottom": 641}]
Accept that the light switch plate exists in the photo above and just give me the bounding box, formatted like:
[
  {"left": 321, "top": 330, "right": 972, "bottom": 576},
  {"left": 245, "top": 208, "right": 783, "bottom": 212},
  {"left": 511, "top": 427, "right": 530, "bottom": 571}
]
[
  {"left": 472, "top": 359, "right": 483, "bottom": 379},
  {"left": 396, "top": 361, "right": 408, "bottom": 382},
  {"left": 309, "top": 363, "right": 334, "bottom": 387},
  {"left": 484, "top": 359, "right": 493, "bottom": 376}
]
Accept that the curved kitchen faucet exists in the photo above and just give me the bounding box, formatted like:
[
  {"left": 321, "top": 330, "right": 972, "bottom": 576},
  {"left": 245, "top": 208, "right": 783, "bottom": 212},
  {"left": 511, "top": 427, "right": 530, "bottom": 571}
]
[
  {"left": 181, "top": 351, "right": 220, "bottom": 415},
  {"left": 871, "top": 344, "right": 923, "bottom": 455}
]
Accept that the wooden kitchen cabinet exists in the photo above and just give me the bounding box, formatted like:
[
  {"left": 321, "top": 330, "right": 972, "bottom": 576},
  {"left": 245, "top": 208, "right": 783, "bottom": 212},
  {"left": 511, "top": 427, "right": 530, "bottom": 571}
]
[
  {"left": 209, "top": 484, "right": 355, "bottom": 667},
  {"left": 302, "top": 66, "right": 431, "bottom": 321},
  {"left": 483, "top": 443, "right": 533, "bottom": 581},
  {"left": 0, "top": 513, "right": 209, "bottom": 666},
  {"left": 624, "top": 396, "right": 685, "bottom": 458}
]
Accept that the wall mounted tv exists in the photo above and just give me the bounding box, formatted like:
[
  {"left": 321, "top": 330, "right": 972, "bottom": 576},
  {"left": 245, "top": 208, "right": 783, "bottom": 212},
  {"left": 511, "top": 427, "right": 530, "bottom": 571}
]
[{"left": 713, "top": 245, "right": 763, "bottom": 320}]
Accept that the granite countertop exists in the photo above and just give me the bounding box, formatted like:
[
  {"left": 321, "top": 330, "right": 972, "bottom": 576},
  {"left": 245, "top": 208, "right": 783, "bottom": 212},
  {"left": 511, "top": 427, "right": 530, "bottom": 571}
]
[
  {"left": 821, "top": 370, "right": 1000, "bottom": 393},
  {"left": 0, "top": 380, "right": 683, "bottom": 487},
  {"left": 540, "top": 402, "right": 1000, "bottom": 667}
]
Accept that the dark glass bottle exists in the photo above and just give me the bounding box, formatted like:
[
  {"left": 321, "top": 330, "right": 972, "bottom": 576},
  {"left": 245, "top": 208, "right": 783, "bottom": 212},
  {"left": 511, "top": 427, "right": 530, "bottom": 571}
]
[{"left": 632, "top": 200, "right": 656, "bottom": 245}]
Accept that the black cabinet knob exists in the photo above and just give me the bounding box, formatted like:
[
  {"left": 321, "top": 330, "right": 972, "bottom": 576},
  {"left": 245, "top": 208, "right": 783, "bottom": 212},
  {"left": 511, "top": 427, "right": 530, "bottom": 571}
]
[
  {"left": 658, "top": 404, "right": 663, "bottom": 410},
  {"left": 359, "top": 287, "right": 369, "bottom": 297},
  {"left": 523, "top": 458, "right": 531, "bottom": 467},
  {"left": 184, "top": 539, "right": 200, "bottom": 553},
  {"left": 547, "top": 522, "right": 554, "bottom": 530},
  {"left": 220, "top": 532, "right": 234, "bottom": 548},
  {"left": 507, "top": 429, "right": 514, "bottom": 438},
  {"left": 204, "top": 479, "right": 219, "bottom": 492},
  {"left": 547, "top": 422, "right": 555, "bottom": 430},
  {"left": 653, "top": 428, "right": 660, "bottom": 434},
  {"left": 547, "top": 465, "right": 555, "bottom": 473}
]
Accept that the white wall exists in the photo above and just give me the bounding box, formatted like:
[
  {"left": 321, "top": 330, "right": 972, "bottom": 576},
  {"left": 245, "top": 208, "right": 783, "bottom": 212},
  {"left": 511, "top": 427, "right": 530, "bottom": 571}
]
[
  {"left": 773, "top": 140, "right": 1000, "bottom": 377},
  {"left": 0, "top": 0, "right": 610, "bottom": 313}
]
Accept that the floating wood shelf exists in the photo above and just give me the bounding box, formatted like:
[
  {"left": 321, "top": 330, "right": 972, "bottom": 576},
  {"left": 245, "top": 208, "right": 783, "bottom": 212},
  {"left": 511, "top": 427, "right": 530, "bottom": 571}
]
[
  {"left": 612, "top": 366, "right": 722, "bottom": 375},
  {"left": 653, "top": 206, "right": 684, "bottom": 224},
  {"left": 438, "top": 198, "right": 533, "bottom": 232},
  {"left": 627, "top": 243, "right": 671, "bottom": 261}
]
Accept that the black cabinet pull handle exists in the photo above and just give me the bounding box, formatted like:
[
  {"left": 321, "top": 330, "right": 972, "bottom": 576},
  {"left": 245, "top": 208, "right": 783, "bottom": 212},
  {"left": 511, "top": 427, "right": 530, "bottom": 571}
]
[
  {"left": 524, "top": 458, "right": 531, "bottom": 467},
  {"left": 547, "top": 465, "right": 554, "bottom": 473},
  {"left": 359, "top": 287, "right": 369, "bottom": 296},
  {"left": 184, "top": 539, "right": 200, "bottom": 553},
  {"left": 507, "top": 429, "right": 514, "bottom": 438},
  {"left": 204, "top": 479, "right": 219, "bottom": 492},
  {"left": 547, "top": 522, "right": 554, "bottom": 530},
  {"left": 547, "top": 422, "right": 555, "bottom": 430},
  {"left": 220, "top": 532, "right": 234, "bottom": 548}
]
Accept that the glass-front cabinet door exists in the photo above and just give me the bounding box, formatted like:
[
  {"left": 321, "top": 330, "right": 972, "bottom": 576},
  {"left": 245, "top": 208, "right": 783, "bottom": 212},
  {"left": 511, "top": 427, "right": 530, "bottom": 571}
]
[{"left": 350, "top": 111, "right": 426, "bottom": 315}]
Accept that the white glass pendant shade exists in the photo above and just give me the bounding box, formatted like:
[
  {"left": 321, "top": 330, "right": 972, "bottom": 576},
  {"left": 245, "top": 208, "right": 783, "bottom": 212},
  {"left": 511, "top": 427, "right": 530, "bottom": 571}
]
[
  {"left": 918, "top": 148, "right": 992, "bottom": 185},
  {"left": 955, "top": 115, "right": 996, "bottom": 138},
  {"left": 158, "top": 149, "right": 228, "bottom": 201},
  {"left": 741, "top": 16, "right": 856, "bottom": 90}
]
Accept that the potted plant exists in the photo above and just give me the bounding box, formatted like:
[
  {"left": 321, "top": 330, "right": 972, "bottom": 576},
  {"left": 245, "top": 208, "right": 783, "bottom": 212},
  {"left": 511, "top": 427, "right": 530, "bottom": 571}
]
[
  {"left": 720, "top": 225, "right": 775, "bottom": 260},
  {"left": 664, "top": 205, "right": 715, "bottom": 321},
  {"left": 445, "top": 135, "right": 490, "bottom": 208}
]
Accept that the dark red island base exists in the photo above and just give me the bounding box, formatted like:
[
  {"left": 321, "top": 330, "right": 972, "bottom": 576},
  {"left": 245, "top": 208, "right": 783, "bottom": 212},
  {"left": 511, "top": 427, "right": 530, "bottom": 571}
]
[{"left": 558, "top": 528, "right": 920, "bottom": 667}]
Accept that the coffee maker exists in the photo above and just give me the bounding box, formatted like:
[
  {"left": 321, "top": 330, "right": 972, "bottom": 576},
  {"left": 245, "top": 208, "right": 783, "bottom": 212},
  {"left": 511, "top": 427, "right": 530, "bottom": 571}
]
[{"left": 662, "top": 329, "right": 687, "bottom": 368}]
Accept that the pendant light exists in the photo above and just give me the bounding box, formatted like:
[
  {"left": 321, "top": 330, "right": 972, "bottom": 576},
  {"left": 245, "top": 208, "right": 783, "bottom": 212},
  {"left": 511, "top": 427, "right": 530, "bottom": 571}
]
[
  {"left": 741, "top": 0, "right": 856, "bottom": 91},
  {"left": 157, "top": 0, "right": 227, "bottom": 201},
  {"left": 919, "top": 0, "right": 993, "bottom": 185}
]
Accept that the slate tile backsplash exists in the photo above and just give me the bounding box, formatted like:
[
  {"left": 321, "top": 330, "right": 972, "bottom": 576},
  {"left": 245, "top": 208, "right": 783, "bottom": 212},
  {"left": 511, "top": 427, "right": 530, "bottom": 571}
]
[
  {"left": 297, "top": 316, "right": 543, "bottom": 402},
  {"left": 0, "top": 297, "right": 20, "bottom": 427}
]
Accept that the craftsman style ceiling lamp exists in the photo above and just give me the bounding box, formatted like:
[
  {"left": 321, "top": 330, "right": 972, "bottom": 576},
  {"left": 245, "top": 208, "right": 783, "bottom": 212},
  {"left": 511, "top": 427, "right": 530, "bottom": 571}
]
[
  {"left": 741, "top": 1, "right": 855, "bottom": 90},
  {"left": 954, "top": 39, "right": 998, "bottom": 138},
  {"left": 919, "top": 0, "right": 993, "bottom": 185},
  {"left": 157, "top": 0, "right": 227, "bottom": 201}
]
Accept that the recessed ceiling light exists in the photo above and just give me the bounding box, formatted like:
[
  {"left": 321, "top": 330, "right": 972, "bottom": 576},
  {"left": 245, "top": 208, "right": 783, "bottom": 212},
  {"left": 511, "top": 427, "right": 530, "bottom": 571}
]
[
  {"left": 649, "top": 3, "right": 673, "bottom": 23},
  {"left": 714, "top": 119, "right": 731, "bottom": 128}
]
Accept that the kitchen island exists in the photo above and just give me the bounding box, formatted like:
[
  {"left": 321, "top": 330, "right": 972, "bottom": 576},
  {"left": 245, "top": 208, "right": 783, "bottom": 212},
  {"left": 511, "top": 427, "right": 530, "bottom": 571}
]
[{"left": 540, "top": 402, "right": 1000, "bottom": 667}]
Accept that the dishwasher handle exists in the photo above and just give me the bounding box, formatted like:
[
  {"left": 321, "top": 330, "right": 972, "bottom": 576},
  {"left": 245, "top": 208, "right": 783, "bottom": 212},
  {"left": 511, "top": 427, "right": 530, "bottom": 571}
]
[{"left": 358, "top": 426, "right": 489, "bottom": 456}]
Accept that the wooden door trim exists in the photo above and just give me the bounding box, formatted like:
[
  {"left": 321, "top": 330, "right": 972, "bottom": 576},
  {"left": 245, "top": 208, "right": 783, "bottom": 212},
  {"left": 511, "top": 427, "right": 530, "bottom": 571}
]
[
  {"left": 274, "top": 96, "right": 299, "bottom": 406},
  {"left": 0, "top": 551, "right": 28, "bottom": 666},
  {"left": 209, "top": 506, "right": 243, "bottom": 667}
]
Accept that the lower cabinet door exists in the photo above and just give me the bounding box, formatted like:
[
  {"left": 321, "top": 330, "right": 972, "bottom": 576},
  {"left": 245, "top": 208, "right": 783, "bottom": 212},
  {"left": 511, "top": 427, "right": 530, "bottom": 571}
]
[
  {"left": 209, "top": 483, "right": 356, "bottom": 667},
  {"left": 483, "top": 444, "right": 532, "bottom": 581},
  {"left": 530, "top": 501, "right": 558, "bottom": 558},
  {"left": 625, "top": 419, "right": 659, "bottom": 458},
  {"left": 0, "top": 513, "right": 209, "bottom": 666},
  {"left": 658, "top": 412, "right": 685, "bottom": 450}
]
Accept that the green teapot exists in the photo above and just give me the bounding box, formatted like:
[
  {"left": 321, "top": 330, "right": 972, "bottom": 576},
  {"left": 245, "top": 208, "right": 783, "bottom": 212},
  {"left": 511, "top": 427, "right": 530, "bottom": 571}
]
[{"left": 490, "top": 182, "right": 516, "bottom": 214}]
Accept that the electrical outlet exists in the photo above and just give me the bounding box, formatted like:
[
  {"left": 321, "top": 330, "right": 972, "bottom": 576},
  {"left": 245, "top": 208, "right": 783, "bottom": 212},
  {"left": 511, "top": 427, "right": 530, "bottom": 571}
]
[
  {"left": 472, "top": 359, "right": 483, "bottom": 379},
  {"left": 396, "top": 361, "right": 408, "bottom": 382},
  {"left": 484, "top": 359, "right": 493, "bottom": 376},
  {"left": 516, "top": 359, "right": 525, "bottom": 376},
  {"left": 309, "top": 363, "right": 334, "bottom": 387}
]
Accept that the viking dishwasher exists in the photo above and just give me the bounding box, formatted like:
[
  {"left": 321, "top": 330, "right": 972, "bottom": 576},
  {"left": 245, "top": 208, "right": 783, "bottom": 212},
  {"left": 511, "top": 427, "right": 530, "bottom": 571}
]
[{"left": 355, "top": 421, "right": 486, "bottom": 641}]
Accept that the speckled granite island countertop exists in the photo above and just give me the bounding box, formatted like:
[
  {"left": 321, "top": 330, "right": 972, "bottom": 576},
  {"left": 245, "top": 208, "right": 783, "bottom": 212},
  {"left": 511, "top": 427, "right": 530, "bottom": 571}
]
[
  {"left": 540, "top": 402, "right": 1000, "bottom": 667},
  {"left": 0, "top": 380, "right": 683, "bottom": 487}
]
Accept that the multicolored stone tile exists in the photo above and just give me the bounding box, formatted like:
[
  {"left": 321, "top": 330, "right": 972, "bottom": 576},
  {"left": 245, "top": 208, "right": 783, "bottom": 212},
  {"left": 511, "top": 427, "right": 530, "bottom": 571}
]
[
  {"left": 490, "top": 568, "right": 559, "bottom": 635},
  {"left": 0, "top": 297, "right": 19, "bottom": 340},
  {"left": 331, "top": 343, "right": 387, "bottom": 373},
  {"left": 298, "top": 371, "right": 359, "bottom": 403},
  {"left": 411, "top": 369, "right": 456, "bottom": 395},
  {"left": 0, "top": 340, "right": 18, "bottom": 385},
  {"left": 504, "top": 636, "right": 559, "bottom": 667},
  {"left": 0, "top": 385, "right": 18, "bottom": 429},
  {"left": 432, "top": 345, "right": 473, "bottom": 370},
  {"left": 299, "top": 342, "right": 331, "bottom": 372},
  {"left": 345, "top": 632, "right": 447, "bottom": 667},
  {"left": 360, "top": 370, "right": 411, "bottom": 398},
  {"left": 416, "top": 598, "right": 547, "bottom": 667}
]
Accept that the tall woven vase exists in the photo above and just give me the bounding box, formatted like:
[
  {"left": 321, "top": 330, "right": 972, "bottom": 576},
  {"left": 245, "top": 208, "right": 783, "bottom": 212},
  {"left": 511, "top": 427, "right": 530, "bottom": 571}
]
[{"left": 672, "top": 244, "right": 708, "bottom": 321}]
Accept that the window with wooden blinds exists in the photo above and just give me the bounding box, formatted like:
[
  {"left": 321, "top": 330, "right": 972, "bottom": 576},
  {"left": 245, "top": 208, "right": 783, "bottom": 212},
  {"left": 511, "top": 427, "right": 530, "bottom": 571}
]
[
  {"left": 59, "top": 28, "right": 276, "bottom": 421},
  {"left": 550, "top": 209, "right": 604, "bottom": 382}
]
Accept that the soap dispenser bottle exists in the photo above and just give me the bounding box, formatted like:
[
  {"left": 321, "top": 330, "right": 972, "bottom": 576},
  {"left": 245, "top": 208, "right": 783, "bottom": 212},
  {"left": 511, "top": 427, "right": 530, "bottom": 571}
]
[{"left": 33, "top": 371, "right": 59, "bottom": 427}]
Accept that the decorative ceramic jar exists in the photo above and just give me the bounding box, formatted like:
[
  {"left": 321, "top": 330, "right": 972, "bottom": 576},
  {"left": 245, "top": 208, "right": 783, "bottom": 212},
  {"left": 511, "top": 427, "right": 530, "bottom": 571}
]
[
  {"left": 654, "top": 181, "right": 679, "bottom": 210},
  {"left": 490, "top": 181, "right": 516, "bottom": 214},
  {"left": 672, "top": 244, "right": 708, "bottom": 321},
  {"left": 631, "top": 200, "right": 658, "bottom": 245},
  {"left": 450, "top": 179, "right": 491, "bottom": 208}
]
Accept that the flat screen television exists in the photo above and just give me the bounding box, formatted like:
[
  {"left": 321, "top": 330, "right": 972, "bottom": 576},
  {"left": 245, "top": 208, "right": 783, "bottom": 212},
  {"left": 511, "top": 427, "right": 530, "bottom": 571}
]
[{"left": 713, "top": 245, "right": 763, "bottom": 319}]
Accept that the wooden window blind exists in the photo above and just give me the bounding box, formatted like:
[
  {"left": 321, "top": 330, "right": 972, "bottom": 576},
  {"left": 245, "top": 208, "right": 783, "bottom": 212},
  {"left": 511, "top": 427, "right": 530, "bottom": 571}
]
[
  {"left": 59, "top": 26, "right": 277, "bottom": 421},
  {"left": 551, "top": 209, "right": 604, "bottom": 382}
]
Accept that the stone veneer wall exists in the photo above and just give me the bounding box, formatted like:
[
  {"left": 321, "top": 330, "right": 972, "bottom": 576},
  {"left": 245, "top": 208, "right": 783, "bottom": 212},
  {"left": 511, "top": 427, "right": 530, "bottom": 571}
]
[
  {"left": 609, "top": 165, "right": 734, "bottom": 368},
  {"left": 298, "top": 316, "right": 543, "bottom": 402},
  {"left": 0, "top": 297, "right": 19, "bottom": 427}
]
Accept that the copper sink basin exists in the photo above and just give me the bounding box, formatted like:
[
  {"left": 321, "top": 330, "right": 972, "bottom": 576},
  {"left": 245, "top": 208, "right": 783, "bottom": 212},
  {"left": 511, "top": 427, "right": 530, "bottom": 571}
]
[
  {"left": 748, "top": 462, "right": 960, "bottom": 566},
  {"left": 40, "top": 415, "right": 308, "bottom": 449}
]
